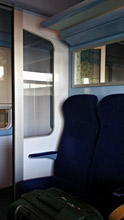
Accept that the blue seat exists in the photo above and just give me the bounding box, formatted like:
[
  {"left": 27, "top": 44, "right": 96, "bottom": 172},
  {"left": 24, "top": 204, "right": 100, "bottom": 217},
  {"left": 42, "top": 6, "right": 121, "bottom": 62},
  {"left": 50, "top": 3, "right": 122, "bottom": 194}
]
[
  {"left": 79, "top": 94, "right": 124, "bottom": 218},
  {"left": 89, "top": 94, "right": 124, "bottom": 195},
  {"left": 16, "top": 94, "right": 98, "bottom": 199}
]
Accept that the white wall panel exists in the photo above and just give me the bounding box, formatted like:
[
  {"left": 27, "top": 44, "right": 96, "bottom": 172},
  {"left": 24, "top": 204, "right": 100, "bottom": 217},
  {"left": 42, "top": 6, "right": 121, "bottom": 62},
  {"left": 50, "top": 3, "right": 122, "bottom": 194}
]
[
  {"left": 23, "top": 13, "right": 69, "bottom": 180},
  {"left": 14, "top": 10, "right": 24, "bottom": 187}
]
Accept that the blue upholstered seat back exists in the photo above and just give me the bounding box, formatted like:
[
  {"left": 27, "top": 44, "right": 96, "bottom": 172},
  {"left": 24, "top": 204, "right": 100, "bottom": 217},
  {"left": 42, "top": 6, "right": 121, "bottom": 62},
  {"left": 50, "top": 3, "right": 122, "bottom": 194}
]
[
  {"left": 54, "top": 95, "right": 98, "bottom": 190},
  {"left": 88, "top": 94, "right": 124, "bottom": 196}
]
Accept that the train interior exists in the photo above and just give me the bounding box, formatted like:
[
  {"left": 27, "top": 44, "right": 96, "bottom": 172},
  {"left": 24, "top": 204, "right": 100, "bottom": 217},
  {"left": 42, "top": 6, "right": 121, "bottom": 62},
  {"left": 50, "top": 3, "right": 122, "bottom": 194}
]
[{"left": 0, "top": 0, "right": 124, "bottom": 219}]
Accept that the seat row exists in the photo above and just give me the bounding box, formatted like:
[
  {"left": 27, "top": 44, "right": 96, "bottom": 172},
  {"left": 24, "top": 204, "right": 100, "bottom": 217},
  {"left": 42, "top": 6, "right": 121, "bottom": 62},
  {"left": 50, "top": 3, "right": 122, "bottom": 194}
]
[{"left": 15, "top": 94, "right": 124, "bottom": 219}]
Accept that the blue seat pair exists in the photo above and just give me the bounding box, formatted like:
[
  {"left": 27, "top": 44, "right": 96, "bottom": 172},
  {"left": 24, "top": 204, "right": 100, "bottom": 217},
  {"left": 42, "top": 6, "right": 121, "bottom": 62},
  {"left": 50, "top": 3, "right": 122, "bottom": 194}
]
[{"left": 16, "top": 94, "right": 124, "bottom": 218}]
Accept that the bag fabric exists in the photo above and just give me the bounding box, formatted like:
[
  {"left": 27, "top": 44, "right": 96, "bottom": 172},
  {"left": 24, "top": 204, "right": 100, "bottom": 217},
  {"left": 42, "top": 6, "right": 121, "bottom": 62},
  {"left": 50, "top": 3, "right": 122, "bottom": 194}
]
[{"left": 11, "top": 188, "right": 104, "bottom": 220}]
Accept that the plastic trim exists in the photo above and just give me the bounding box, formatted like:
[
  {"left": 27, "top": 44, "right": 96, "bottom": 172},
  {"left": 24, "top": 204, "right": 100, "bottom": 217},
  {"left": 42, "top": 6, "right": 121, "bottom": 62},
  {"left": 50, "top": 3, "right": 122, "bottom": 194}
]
[{"left": 29, "top": 151, "right": 58, "bottom": 160}]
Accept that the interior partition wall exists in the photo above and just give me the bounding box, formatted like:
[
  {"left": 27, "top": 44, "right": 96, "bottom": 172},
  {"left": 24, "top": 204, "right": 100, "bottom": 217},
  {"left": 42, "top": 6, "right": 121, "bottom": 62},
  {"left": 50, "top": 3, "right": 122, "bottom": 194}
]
[
  {"left": 23, "top": 12, "right": 69, "bottom": 181},
  {"left": 13, "top": 10, "right": 69, "bottom": 197}
]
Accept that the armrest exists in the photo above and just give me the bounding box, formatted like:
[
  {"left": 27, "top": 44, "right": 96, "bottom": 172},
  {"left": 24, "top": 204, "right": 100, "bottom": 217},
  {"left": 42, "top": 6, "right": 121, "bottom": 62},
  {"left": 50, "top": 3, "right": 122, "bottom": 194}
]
[
  {"left": 113, "top": 186, "right": 124, "bottom": 197},
  {"left": 28, "top": 151, "right": 58, "bottom": 160}
]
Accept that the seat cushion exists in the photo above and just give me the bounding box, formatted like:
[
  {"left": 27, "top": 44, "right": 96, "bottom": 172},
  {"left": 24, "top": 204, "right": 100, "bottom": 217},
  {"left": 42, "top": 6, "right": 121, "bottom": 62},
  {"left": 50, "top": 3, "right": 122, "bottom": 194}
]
[{"left": 16, "top": 175, "right": 84, "bottom": 199}]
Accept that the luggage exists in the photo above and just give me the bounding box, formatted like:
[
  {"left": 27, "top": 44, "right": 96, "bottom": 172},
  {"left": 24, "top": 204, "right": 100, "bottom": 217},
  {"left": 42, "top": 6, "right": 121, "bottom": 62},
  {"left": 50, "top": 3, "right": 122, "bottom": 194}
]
[{"left": 8, "top": 187, "right": 104, "bottom": 220}]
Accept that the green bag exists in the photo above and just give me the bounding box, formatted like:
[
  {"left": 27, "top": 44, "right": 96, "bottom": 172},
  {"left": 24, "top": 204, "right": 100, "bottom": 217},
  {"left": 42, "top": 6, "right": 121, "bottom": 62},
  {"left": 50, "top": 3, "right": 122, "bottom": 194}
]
[{"left": 8, "top": 188, "right": 104, "bottom": 220}]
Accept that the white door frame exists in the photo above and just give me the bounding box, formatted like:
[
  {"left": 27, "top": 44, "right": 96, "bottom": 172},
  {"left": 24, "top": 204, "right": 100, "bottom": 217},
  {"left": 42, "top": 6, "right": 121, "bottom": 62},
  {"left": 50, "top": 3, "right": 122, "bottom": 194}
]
[{"left": 14, "top": 10, "right": 69, "bottom": 187}]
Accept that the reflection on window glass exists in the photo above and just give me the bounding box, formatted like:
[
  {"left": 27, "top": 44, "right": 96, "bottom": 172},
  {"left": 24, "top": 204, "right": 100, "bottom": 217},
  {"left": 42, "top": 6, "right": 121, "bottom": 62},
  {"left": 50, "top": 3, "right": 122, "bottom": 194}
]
[
  {"left": 23, "top": 72, "right": 53, "bottom": 89},
  {"left": 0, "top": 7, "right": 12, "bottom": 103},
  {"left": 0, "top": 47, "right": 12, "bottom": 103},
  {"left": 106, "top": 42, "right": 124, "bottom": 83},
  {"left": 0, "top": 109, "right": 8, "bottom": 128},
  {"left": 73, "top": 40, "right": 124, "bottom": 87},
  {"left": 74, "top": 49, "right": 100, "bottom": 85},
  {"left": 23, "top": 30, "right": 53, "bottom": 137},
  {"left": 0, "top": 66, "right": 4, "bottom": 80}
]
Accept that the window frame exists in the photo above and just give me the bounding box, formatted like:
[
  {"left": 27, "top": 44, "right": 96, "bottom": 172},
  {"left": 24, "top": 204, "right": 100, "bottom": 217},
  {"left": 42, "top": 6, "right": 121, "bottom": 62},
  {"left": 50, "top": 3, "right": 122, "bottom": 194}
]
[{"left": 72, "top": 39, "right": 124, "bottom": 88}]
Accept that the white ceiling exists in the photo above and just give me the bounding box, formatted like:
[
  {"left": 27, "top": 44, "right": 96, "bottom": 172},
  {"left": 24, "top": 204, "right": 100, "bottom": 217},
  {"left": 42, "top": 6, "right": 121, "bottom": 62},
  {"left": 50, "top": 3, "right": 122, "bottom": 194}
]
[{"left": 0, "top": 0, "right": 84, "bottom": 17}]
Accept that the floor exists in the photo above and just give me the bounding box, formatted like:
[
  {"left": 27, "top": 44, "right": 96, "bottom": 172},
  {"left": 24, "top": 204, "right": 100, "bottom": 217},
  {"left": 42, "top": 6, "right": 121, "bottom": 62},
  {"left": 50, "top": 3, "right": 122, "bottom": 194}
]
[{"left": 0, "top": 187, "right": 13, "bottom": 220}]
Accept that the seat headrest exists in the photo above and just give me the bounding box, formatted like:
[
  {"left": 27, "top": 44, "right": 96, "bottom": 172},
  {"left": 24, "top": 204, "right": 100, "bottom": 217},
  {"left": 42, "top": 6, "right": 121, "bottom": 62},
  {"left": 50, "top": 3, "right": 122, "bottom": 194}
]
[
  {"left": 98, "top": 94, "right": 124, "bottom": 123},
  {"left": 63, "top": 95, "right": 98, "bottom": 124}
]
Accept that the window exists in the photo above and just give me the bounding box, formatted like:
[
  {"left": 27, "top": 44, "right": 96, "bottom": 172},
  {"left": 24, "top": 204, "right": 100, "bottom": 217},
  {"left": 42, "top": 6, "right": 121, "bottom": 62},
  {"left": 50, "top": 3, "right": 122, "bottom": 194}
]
[
  {"left": 23, "top": 30, "right": 54, "bottom": 137},
  {"left": 0, "top": 109, "right": 8, "bottom": 128},
  {"left": 0, "top": 105, "right": 12, "bottom": 130},
  {"left": 72, "top": 41, "right": 124, "bottom": 87},
  {"left": 0, "top": 6, "right": 12, "bottom": 130}
]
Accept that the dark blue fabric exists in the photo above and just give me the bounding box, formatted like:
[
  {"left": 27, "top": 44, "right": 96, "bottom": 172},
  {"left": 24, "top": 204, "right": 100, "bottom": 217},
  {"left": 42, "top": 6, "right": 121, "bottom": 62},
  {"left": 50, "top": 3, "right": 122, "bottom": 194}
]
[
  {"left": 16, "top": 94, "right": 98, "bottom": 198},
  {"left": 54, "top": 95, "right": 98, "bottom": 190},
  {"left": 16, "top": 176, "right": 83, "bottom": 199},
  {"left": 76, "top": 94, "right": 124, "bottom": 219},
  {"left": 16, "top": 177, "right": 54, "bottom": 199},
  {"left": 88, "top": 94, "right": 124, "bottom": 196}
]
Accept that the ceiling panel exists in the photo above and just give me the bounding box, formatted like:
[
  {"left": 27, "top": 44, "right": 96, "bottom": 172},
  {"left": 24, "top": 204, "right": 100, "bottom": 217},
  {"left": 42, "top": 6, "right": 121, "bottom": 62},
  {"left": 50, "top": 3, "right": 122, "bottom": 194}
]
[
  {"left": 40, "top": 0, "right": 124, "bottom": 30},
  {"left": 0, "top": 0, "right": 83, "bottom": 16}
]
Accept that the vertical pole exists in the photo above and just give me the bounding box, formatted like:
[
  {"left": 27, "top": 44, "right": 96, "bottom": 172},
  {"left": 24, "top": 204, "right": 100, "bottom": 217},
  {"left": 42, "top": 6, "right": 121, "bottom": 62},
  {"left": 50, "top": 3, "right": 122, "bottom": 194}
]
[{"left": 13, "top": 10, "right": 23, "bottom": 199}]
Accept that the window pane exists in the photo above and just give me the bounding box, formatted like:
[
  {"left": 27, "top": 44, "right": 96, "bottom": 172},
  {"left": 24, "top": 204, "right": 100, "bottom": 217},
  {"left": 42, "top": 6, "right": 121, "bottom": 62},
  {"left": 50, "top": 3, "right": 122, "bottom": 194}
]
[
  {"left": 106, "top": 42, "right": 124, "bottom": 82},
  {"left": 73, "top": 49, "right": 101, "bottom": 86},
  {"left": 0, "top": 6, "right": 12, "bottom": 130},
  {"left": 0, "top": 47, "right": 12, "bottom": 103},
  {"left": 0, "top": 109, "right": 8, "bottom": 128},
  {"left": 23, "top": 31, "right": 53, "bottom": 137},
  {"left": 0, "top": 7, "right": 12, "bottom": 104}
]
